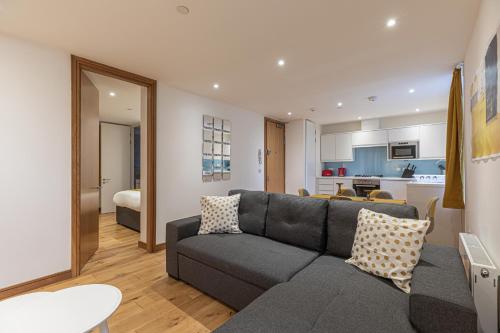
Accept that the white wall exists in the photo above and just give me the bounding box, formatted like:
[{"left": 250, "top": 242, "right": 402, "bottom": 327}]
[
  {"left": 464, "top": 0, "right": 500, "bottom": 265},
  {"left": 156, "top": 84, "right": 264, "bottom": 244},
  {"left": 0, "top": 34, "right": 264, "bottom": 288},
  {"left": 285, "top": 119, "right": 305, "bottom": 195},
  {"left": 0, "top": 35, "right": 71, "bottom": 288}
]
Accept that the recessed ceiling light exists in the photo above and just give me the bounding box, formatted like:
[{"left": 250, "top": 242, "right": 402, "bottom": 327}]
[
  {"left": 287, "top": 112, "right": 292, "bottom": 116},
  {"left": 409, "top": 88, "right": 415, "bottom": 94},
  {"left": 277, "top": 59, "right": 285, "bottom": 67},
  {"left": 386, "top": 18, "right": 397, "bottom": 28},
  {"left": 176, "top": 5, "right": 190, "bottom": 15},
  {"left": 416, "top": 108, "right": 420, "bottom": 112},
  {"left": 213, "top": 83, "right": 220, "bottom": 89},
  {"left": 357, "top": 116, "right": 362, "bottom": 120},
  {"left": 109, "top": 92, "right": 116, "bottom": 97},
  {"left": 337, "top": 102, "right": 343, "bottom": 108}
]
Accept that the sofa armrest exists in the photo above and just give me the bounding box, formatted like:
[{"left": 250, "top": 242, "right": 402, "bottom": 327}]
[
  {"left": 410, "top": 244, "right": 477, "bottom": 333},
  {"left": 166, "top": 215, "right": 201, "bottom": 278}
]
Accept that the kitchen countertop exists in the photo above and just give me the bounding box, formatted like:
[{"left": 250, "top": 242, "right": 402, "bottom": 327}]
[
  {"left": 407, "top": 182, "right": 445, "bottom": 187},
  {"left": 317, "top": 176, "right": 415, "bottom": 181}
]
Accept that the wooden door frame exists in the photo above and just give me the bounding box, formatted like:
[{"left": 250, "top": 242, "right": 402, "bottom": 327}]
[
  {"left": 71, "top": 56, "right": 157, "bottom": 277},
  {"left": 264, "top": 117, "right": 286, "bottom": 192}
]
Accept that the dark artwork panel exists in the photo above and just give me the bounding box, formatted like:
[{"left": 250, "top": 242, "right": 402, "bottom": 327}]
[
  {"left": 134, "top": 126, "right": 141, "bottom": 188},
  {"left": 485, "top": 34, "right": 498, "bottom": 123}
]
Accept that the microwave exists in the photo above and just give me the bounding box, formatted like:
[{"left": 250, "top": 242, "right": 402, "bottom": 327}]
[{"left": 389, "top": 141, "right": 419, "bottom": 159}]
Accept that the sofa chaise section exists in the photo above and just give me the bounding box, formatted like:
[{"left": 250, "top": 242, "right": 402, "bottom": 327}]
[{"left": 166, "top": 190, "right": 328, "bottom": 310}]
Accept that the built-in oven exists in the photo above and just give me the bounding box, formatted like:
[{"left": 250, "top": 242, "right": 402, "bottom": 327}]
[
  {"left": 352, "top": 178, "right": 380, "bottom": 198},
  {"left": 389, "top": 141, "right": 419, "bottom": 160}
]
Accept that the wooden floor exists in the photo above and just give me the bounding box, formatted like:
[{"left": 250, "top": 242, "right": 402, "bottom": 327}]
[{"left": 40, "top": 213, "right": 234, "bottom": 332}]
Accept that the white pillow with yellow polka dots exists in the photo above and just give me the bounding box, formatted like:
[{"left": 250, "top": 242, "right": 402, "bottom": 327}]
[{"left": 345, "top": 208, "right": 430, "bottom": 293}]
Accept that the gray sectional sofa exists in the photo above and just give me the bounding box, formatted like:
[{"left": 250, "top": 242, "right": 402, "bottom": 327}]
[{"left": 166, "top": 190, "right": 476, "bottom": 333}]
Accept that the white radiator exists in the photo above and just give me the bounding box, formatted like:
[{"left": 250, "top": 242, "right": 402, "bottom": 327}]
[{"left": 459, "top": 233, "right": 499, "bottom": 333}]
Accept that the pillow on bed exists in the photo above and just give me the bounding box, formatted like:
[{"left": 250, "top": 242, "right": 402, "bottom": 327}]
[{"left": 198, "top": 194, "right": 242, "bottom": 234}]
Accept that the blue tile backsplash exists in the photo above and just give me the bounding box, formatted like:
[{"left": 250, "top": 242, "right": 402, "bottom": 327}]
[{"left": 323, "top": 146, "right": 445, "bottom": 177}]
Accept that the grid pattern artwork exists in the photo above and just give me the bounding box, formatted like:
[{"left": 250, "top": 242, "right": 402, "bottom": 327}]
[{"left": 203, "top": 115, "right": 231, "bottom": 182}]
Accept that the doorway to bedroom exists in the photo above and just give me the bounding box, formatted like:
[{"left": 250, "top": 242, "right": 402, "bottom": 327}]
[{"left": 72, "top": 56, "right": 157, "bottom": 277}]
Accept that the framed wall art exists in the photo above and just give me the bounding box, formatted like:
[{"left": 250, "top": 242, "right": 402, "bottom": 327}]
[{"left": 202, "top": 115, "right": 231, "bottom": 181}]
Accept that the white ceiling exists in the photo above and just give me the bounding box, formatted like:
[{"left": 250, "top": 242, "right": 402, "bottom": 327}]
[
  {"left": 0, "top": 0, "right": 480, "bottom": 124},
  {"left": 84, "top": 71, "right": 141, "bottom": 125}
]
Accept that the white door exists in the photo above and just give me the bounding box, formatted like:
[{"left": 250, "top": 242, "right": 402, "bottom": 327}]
[
  {"left": 305, "top": 120, "right": 316, "bottom": 194},
  {"left": 100, "top": 123, "right": 131, "bottom": 213}
]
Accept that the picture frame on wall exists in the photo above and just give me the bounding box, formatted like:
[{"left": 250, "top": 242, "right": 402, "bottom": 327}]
[
  {"left": 202, "top": 115, "right": 231, "bottom": 182},
  {"left": 470, "top": 28, "right": 500, "bottom": 161}
]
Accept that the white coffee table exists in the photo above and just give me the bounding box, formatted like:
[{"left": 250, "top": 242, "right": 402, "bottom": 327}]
[{"left": 0, "top": 284, "right": 122, "bottom": 333}]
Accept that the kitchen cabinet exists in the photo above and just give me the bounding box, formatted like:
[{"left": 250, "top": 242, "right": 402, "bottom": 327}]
[
  {"left": 380, "top": 179, "right": 412, "bottom": 200},
  {"left": 419, "top": 123, "right": 446, "bottom": 159},
  {"left": 320, "top": 133, "right": 353, "bottom": 162},
  {"left": 352, "top": 129, "right": 388, "bottom": 147},
  {"left": 316, "top": 177, "right": 335, "bottom": 194},
  {"left": 334, "top": 133, "right": 353, "bottom": 161},
  {"left": 388, "top": 126, "right": 420, "bottom": 142},
  {"left": 320, "top": 134, "right": 336, "bottom": 162},
  {"left": 316, "top": 177, "right": 354, "bottom": 195}
]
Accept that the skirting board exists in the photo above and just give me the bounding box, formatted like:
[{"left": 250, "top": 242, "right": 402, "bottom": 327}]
[
  {"left": 138, "top": 241, "right": 166, "bottom": 252},
  {"left": 0, "top": 270, "right": 72, "bottom": 300}
]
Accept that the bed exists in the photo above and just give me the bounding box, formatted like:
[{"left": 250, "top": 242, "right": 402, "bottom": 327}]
[{"left": 113, "top": 190, "right": 140, "bottom": 232}]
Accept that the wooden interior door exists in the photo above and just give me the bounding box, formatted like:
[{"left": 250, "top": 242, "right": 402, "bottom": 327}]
[
  {"left": 265, "top": 119, "right": 285, "bottom": 193},
  {"left": 79, "top": 71, "right": 100, "bottom": 270}
]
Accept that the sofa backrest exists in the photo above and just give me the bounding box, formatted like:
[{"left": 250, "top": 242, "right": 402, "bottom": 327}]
[
  {"left": 327, "top": 200, "right": 419, "bottom": 258},
  {"left": 228, "top": 189, "right": 269, "bottom": 236},
  {"left": 265, "top": 193, "right": 329, "bottom": 252}
]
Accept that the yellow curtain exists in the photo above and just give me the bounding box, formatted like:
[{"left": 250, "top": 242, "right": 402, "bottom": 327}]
[{"left": 443, "top": 68, "right": 465, "bottom": 209}]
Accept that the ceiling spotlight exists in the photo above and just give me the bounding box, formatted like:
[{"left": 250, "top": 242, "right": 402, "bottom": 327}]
[
  {"left": 109, "top": 92, "right": 116, "bottom": 97},
  {"left": 357, "top": 116, "right": 362, "bottom": 120},
  {"left": 277, "top": 59, "right": 286, "bottom": 67},
  {"left": 213, "top": 83, "right": 220, "bottom": 89},
  {"left": 337, "top": 102, "right": 343, "bottom": 108},
  {"left": 287, "top": 112, "right": 292, "bottom": 116},
  {"left": 416, "top": 108, "right": 420, "bottom": 112},
  {"left": 409, "top": 88, "right": 415, "bottom": 94},
  {"left": 386, "top": 18, "right": 397, "bottom": 28},
  {"left": 176, "top": 5, "right": 190, "bottom": 15}
]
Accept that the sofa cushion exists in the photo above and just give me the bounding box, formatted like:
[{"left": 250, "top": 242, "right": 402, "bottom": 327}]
[
  {"left": 410, "top": 244, "right": 477, "bottom": 333},
  {"left": 265, "top": 193, "right": 329, "bottom": 251},
  {"left": 345, "top": 208, "right": 430, "bottom": 293},
  {"left": 176, "top": 233, "right": 319, "bottom": 290},
  {"left": 198, "top": 194, "right": 242, "bottom": 234},
  {"left": 216, "top": 255, "right": 415, "bottom": 333},
  {"left": 228, "top": 189, "right": 269, "bottom": 236},
  {"left": 327, "top": 201, "right": 419, "bottom": 258}
]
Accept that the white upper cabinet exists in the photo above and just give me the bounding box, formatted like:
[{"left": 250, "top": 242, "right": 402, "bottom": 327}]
[
  {"left": 388, "top": 126, "right": 420, "bottom": 142},
  {"left": 335, "top": 133, "right": 354, "bottom": 161},
  {"left": 352, "top": 130, "right": 388, "bottom": 147},
  {"left": 320, "top": 134, "right": 336, "bottom": 162},
  {"left": 320, "top": 133, "right": 353, "bottom": 162},
  {"left": 419, "top": 123, "right": 447, "bottom": 159}
]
